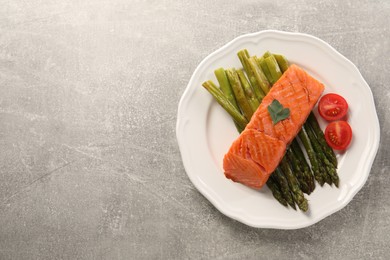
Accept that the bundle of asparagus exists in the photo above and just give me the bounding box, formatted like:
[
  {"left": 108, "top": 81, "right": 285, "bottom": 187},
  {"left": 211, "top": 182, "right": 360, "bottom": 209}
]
[{"left": 202, "top": 50, "right": 339, "bottom": 211}]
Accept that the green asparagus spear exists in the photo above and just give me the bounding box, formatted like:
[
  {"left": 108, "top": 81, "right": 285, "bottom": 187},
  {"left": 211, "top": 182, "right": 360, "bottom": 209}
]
[
  {"left": 273, "top": 167, "right": 296, "bottom": 209},
  {"left": 214, "top": 68, "right": 243, "bottom": 132},
  {"left": 274, "top": 54, "right": 289, "bottom": 73},
  {"left": 307, "top": 112, "right": 338, "bottom": 167},
  {"left": 305, "top": 124, "right": 339, "bottom": 187},
  {"left": 303, "top": 125, "right": 332, "bottom": 185},
  {"left": 303, "top": 124, "right": 331, "bottom": 185},
  {"left": 237, "top": 50, "right": 265, "bottom": 101},
  {"left": 286, "top": 148, "right": 311, "bottom": 194},
  {"left": 266, "top": 176, "right": 288, "bottom": 207},
  {"left": 214, "top": 68, "right": 239, "bottom": 110},
  {"left": 261, "top": 51, "right": 272, "bottom": 59},
  {"left": 298, "top": 127, "right": 325, "bottom": 186},
  {"left": 290, "top": 139, "right": 316, "bottom": 193},
  {"left": 247, "top": 56, "right": 271, "bottom": 94},
  {"left": 202, "top": 80, "right": 247, "bottom": 130},
  {"left": 236, "top": 69, "right": 260, "bottom": 112},
  {"left": 257, "top": 57, "right": 274, "bottom": 84},
  {"left": 264, "top": 55, "right": 283, "bottom": 84},
  {"left": 280, "top": 157, "right": 308, "bottom": 212},
  {"left": 258, "top": 52, "right": 283, "bottom": 85},
  {"left": 226, "top": 68, "right": 254, "bottom": 121}
]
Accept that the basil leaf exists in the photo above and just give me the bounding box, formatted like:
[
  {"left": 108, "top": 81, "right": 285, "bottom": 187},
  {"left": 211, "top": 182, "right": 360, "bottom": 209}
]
[{"left": 267, "top": 99, "right": 290, "bottom": 124}]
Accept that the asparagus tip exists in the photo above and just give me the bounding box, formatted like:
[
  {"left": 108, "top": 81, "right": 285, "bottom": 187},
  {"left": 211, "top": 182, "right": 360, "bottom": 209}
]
[
  {"left": 298, "top": 200, "right": 309, "bottom": 212},
  {"left": 290, "top": 203, "right": 297, "bottom": 210}
]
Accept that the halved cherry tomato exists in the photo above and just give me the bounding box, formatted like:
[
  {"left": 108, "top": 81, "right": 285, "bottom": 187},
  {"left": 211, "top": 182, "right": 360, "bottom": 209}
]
[
  {"left": 325, "top": 121, "right": 352, "bottom": 150},
  {"left": 318, "top": 93, "right": 348, "bottom": 121}
]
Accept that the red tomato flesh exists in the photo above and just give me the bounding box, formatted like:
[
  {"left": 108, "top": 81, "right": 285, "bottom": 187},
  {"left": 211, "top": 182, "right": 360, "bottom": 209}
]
[
  {"left": 318, "top": 93, "right": 348, "bottom": 121},
  {"left": 325, "top": 121, "right": 352, "bottom": 150}
]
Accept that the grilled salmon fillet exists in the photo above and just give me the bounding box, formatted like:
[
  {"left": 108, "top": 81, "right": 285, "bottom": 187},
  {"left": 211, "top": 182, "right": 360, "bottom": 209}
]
[{"left": 223, "top": 64, "right": 324, "bottom": 189}]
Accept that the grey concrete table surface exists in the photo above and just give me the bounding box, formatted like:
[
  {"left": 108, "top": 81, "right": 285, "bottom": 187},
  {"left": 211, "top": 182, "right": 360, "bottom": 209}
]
[{"left": 0, "top": 0, "right": 389, "bottom": 259}]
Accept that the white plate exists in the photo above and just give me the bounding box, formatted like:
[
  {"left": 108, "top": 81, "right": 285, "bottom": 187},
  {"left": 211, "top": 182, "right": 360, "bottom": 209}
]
[{"left": 176, "top": 30, "right": 380, "bottom": 229}]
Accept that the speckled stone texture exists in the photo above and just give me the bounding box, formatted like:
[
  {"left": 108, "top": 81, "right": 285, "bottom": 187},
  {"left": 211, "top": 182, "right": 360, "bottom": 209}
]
[{"left": 0, "top": 0, "right": 389, "bottom": 259}]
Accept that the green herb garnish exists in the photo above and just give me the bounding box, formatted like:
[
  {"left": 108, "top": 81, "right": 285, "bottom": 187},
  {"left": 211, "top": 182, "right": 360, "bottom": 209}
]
[{"left": 268, "top": 99, "right": 290, "bottom": 124}]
